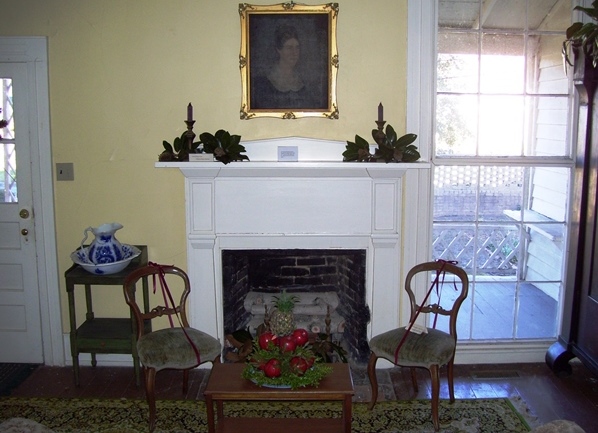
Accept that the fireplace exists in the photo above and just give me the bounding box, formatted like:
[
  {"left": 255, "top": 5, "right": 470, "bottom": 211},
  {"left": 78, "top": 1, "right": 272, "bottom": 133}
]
[
  {"left": 157, "top": 136, "right": 430, "bottom": 365},
  {"left": 222, "top": 248, "right": 370, "bottom": 362}
]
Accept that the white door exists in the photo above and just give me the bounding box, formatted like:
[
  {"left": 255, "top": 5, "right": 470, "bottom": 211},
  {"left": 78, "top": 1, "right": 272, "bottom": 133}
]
[{"left": 0, "top": 61, "right": 43, "bottom": 363}]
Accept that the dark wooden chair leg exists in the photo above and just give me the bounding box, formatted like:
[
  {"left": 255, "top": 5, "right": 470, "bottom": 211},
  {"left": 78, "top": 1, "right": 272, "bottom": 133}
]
[
  {"left": 367, "top": 352, "right": 378, "bottom": 410},
  {"left": 145, "top": 367, "right": 157, "bottom": 433},
  {"left": 429, "top": 364, "right": 440, "bottom": 432},
  {"left": 447, "top": 359, "right": 455, "bottom": 402}
]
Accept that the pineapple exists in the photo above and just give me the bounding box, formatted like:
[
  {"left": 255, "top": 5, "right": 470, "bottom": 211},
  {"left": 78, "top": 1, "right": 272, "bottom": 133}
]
[{"left": 269, "top": 290, "right": 298, "bottom": 336}]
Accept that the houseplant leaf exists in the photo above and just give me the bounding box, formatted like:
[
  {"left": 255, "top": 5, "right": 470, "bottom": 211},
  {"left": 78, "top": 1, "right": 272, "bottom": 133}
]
[
  {"left": 395, "top": 133, "right": 418, "bottom": 149},
  {"left": 343, "top": 135, "right": 372, "bottom": 161},
  {"left": 199, "top": 129, "right": 249, "bottom": 164},
  {"left": 162, "top": 140, "right": 174, "bottom": 153}
]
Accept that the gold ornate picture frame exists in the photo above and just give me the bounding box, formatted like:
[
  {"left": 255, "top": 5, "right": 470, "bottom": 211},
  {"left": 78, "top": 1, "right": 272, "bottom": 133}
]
[{"left": 239, "top": 2, "right": 339, "bottom": 119}]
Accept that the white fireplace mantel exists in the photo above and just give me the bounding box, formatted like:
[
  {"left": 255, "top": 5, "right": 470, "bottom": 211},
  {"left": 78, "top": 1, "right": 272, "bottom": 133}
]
[{"left": 156, "top": 137, "right": 432, "bottom": 349}]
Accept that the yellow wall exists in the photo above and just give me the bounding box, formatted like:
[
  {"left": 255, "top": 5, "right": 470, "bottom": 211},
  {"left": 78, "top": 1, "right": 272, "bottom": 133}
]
[{"left": 0, "top": 0, "right": 408, "bottom": 328}]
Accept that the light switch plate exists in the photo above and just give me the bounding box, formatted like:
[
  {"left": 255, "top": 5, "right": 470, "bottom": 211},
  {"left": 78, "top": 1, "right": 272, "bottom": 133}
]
[{"left": 56, "top": 163, "right": 74, "bottom": 181}]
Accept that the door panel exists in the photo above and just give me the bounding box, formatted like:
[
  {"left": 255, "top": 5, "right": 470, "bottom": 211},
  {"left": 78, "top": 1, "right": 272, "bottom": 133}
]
[{"left": 0, "top": 62, "right": 43, "bottom": 363}]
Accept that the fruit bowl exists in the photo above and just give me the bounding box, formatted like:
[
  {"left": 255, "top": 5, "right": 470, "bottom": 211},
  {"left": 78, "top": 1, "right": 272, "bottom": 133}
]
[
  {"left": 242, "top": 329, "right": 332, "bottom": 389},
  {"left": 71, "top": 244, "right": 141, "bottom": 275}
]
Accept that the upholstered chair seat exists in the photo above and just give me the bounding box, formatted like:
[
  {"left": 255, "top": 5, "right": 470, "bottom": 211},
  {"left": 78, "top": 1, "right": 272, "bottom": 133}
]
[
  {"left": 137, "top": 327, "right": 222, "bottom": 371},
  {"left": 369, "top": 327, "right": 456, "bottom": 368}
]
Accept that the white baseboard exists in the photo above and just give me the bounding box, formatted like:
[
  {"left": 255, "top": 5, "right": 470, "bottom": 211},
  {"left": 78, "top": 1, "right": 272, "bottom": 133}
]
[
  {"left": 370, "top": 340, "right": 554, "bottom": 369},
  {"left": 60, "top": 334, "right": 553, "bottom": 368}
]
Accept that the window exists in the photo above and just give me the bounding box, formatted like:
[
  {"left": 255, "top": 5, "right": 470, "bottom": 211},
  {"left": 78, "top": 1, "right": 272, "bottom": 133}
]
[
  {"left": 432, "top": 0, "right": 573, "bottom": 341},
  {"left": 1, "top": 77, "right": 17, "bottom": 203}
]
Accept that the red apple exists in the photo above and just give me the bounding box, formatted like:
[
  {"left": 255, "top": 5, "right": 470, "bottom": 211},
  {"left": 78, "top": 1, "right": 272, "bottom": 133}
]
[
  {"left": 289, "top": 356, "right": 309, "bottom": 375},
  {"left": 278, "top": 335, "right": 297, "bottom": 353},
  {"left": 258, "top": 332, "right": 278, "bottom": 350},
  {"left": 291, "top": 328, "right": 309, "bottom": 346},
  {"left": 263, "top": 358, "right": 282, "bottom": 378}
]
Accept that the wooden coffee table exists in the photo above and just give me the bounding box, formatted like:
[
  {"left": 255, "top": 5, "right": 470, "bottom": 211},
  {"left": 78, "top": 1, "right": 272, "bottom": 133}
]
[{"left": 204, "top": 362, "right": 354, "bottom": 433}]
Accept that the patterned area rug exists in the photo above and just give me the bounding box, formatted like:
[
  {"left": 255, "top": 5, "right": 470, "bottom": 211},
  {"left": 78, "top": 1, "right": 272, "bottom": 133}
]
[{"left": 0, "top": 397, "right": 532, "bottom": 433}]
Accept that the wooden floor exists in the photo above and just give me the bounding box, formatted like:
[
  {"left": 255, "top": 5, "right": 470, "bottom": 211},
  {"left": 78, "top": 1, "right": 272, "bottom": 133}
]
[{"left": 7, "top": 361, "right": 598, "bottom": 432}]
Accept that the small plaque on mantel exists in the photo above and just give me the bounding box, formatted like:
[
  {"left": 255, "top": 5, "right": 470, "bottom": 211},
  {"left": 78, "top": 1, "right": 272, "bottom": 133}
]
[
  {"left": 278, "top": 146, "right": 298, "bottom": 161},
  {"left": 189, "top": 153, "right": 214, "bottom": 162}
]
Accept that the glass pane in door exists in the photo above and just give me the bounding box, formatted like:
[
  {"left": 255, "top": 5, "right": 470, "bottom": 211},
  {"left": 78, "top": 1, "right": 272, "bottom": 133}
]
[{"left": 1, "top": 77, "right": 17, "bottom": 203}]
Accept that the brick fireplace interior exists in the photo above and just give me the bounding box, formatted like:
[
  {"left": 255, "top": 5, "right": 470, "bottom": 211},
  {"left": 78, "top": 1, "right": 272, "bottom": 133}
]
[{"left": 222, "top": 248, "right": 370, "bottom": 363}]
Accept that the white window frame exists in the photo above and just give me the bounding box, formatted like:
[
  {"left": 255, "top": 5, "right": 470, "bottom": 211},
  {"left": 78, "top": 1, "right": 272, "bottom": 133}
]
[{"left": 406, "top": 0, "right": 579, "bottom": 363}]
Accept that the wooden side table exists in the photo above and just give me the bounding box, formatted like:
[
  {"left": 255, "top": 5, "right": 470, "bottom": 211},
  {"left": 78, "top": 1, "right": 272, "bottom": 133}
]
[
  {"left": 204, "top": 362, "right": 354, "bottom": 433},
  {"left": 65, "top": 244, "right": 149, "bottom": 386}
]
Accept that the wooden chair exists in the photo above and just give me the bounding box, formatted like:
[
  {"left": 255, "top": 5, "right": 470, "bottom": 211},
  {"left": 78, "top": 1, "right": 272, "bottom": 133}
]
[
  {"left": 123, "top": 264, "right": 221, "bottom": 432},
  {"left": 367, "top": 260, "right": 469, "bottom": 431}
]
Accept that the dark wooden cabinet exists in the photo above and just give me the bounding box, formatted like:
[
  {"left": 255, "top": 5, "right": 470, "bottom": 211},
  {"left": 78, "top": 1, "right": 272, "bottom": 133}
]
[
  {"left": 546, "top": 52, "right": 598, "bottom": 377},
  {"left": 65, "top": 245, "right": 149, "bottom": 386}
]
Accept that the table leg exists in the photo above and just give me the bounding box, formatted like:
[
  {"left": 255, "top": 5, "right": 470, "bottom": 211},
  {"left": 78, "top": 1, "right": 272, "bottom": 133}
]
[
  {"left": 216, "top": 400, "right": 224, "bottom": 420},
  {"left": 205, "top": 395, "right": 215, "bottom": 433},
  {"left": 343, "top": 395, "right": 352, "bottom": 433},
  {"left": 72, "top": 355, "right": 80, "bottom": 386},
  {"left": 66, "top": 283, "right": 80, "bottom": 386}
]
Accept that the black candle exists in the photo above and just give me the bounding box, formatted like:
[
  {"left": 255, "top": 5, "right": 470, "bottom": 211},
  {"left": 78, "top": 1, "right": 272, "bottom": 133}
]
[{"left": 187, "top": 103, "right": 193, "bottom": 122}]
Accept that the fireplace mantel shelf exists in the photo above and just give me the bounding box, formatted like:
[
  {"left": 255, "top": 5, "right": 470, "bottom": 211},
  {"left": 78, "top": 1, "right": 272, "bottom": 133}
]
[
  {"left": 155, "top": 137, "right": 430, "bottom": 177},
  {"left": 155, "top": 161, "right": 430, "bottom": 178}
]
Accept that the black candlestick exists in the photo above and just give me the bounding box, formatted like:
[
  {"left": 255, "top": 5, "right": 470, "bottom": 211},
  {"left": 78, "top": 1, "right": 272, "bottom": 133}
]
[
  {"left": 374, "top": 120, "right": 386, "bottom": 143},
  {"left": 184, "top": 120, "right": 196, "bottom": 152}
]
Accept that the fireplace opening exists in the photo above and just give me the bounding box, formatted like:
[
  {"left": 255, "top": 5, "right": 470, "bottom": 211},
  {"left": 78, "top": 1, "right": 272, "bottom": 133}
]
[{"left": 222, "top": 249, "right": 370, "bottom": 363}]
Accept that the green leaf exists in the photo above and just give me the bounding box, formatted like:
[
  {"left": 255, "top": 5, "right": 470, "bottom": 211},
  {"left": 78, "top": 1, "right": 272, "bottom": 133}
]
[
  {"left": 343, "top": 135, "right": 372, "bottom": 161},
  {"left": 566, "top": 22, "right": 584, "bottom": 40},
  {"left": 355, "top": 134, "right": 370, "bottom": 149},
  {"left": 574, "top": 6, "right": 598, "bottom": 20},
  {"left": 199, "top": 132, "right": 219, "bottom": 153},
  {"left": 162, "top": 140, "right": 173, "bottom": 152},
  {"left": 173, "top": 136, "right": 182, "bottom": 153},
  {"left": 215, "top": 129, "right": 230, "bottom": 146},
  {"left": 402, "top": 145, "right": 421, "bottom": 162},
  {"left": 198, "top": 129, "right": 249, "bottom": 163},
  {"left": 395, "top": 133, "right": 418, "bottom": 149},
  {"left": 385, "top": 124, "right": 398, "bottom": 144},
  {"left": 374, "top": 144, "right": 394, "bottom": 163}
]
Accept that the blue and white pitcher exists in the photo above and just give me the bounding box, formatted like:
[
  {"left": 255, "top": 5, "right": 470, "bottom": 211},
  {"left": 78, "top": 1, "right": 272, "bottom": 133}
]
[{"left": 80, "top": 223, "right": 125, "bottom": 264}]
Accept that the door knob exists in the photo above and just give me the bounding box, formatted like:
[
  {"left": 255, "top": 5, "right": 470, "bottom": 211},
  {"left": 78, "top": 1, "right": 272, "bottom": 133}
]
[
  {"left": 19, "top": 209, "right": 30, "bottom": 219},
  {"left": 21, "top": 229, "right": 29, "bottom": 236}
]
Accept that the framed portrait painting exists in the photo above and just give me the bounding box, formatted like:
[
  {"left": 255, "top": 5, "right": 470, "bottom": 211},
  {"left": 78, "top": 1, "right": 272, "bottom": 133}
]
[{"left": 239, "top": 3, "right": 339, "bottom": 119}]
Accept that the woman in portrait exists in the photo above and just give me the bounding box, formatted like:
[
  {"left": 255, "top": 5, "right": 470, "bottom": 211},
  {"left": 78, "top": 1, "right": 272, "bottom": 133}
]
[{"left": 251, "top": 24, "right": 318, "bottom": 110}]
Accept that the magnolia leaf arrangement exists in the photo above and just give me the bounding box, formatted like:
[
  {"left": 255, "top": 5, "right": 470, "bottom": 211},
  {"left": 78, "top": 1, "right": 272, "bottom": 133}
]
[
  {"left": 343, "top": 124, "right": 420, "bottom": 163},
  {"left": 563, "top": 1, "right": 598, "bottom": 68},
  {"left": 199, "top": 129, "right": 250, "bottom": 165},
  {"left": 159, "top": 131, "right": 200, "bottom": 162},
  {"left": 159, "top": 129, "right": 249, "bottom": 164}
]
